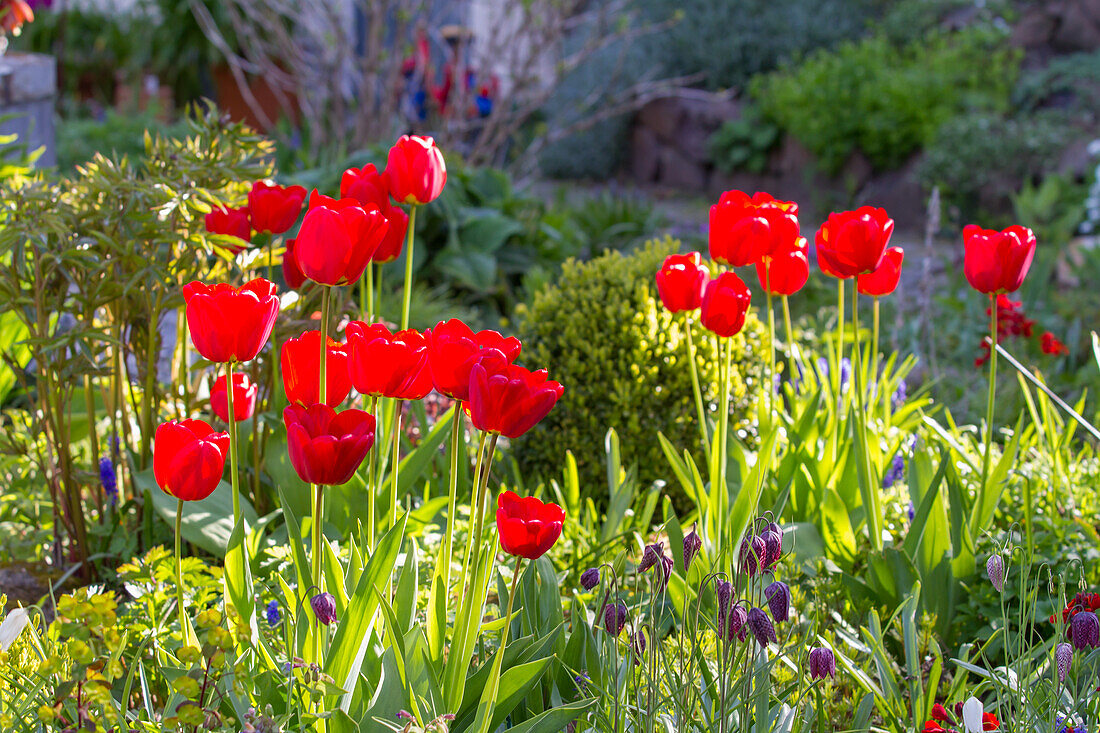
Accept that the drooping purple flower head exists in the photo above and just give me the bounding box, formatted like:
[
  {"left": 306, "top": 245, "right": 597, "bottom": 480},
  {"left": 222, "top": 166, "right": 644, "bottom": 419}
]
[
  {"left": 310, "top": 592, "right": 338, "bottom": 625},
  {"left": 760, "top": 529, "right": 782, "bottom": 569},
  {"left": 1056, "top": 642, "right": 1073, "bottom": 683},
  {"left": 682, "top": 525, "right": 703, "bottom": 571},
  {"left": 746, "top": 606, "right": 777, "bottom": 646},
  {"left": 1071, "top": 611, "right": 1100, "bottom": 650},
  {"left": 764, "top": 581, "right": 791, "bottom": 623},
  {"left": 638, "top": 542, "right": 664, "bottom": 573},
  {"left": 580, "top": 568, "right": 600, "bottom": 591},
  {"left": 715, "top": 579, "right": 734, "bottom": 626},
  {"left": 656, "top": 555, "right": 674, "bottom": 592},
  {"left": 807, "top": 647, "right": 836, "bottom": 680},
  {"left": 604, "top": 601, "right": 629, "bottom": 636},
  {"left": 631, "top": 630, "right": 646, "bottom": 663},
  {"left": 986, "top": 554, "right": 1004, "bottom": 593},
  {"left": 725, "top": 603, "right": 748, "bottom": 643},
  {"left": 739, "top": 535, "right": 766, "bottom": 576}
]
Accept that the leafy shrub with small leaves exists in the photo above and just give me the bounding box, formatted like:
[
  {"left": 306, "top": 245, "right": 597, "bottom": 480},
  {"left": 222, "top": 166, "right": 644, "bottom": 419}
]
[
  {"left": 707, "top": 105, "right": 781, "bottom": 174},
  {"left": 512, "top": 237, "right": 765, "bottom": 496}
]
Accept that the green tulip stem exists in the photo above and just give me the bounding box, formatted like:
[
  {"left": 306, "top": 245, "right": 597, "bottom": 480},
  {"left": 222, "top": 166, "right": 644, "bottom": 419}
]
[
  {"left": 367, "top": 264, "right": 374, "bottom": 323},
  {"left": 443, "top": 401, "right": 463, "bottom": 596},
  {"left": 871, "top": 296, "right": 881, "bottom": 410},
  {"left": 718, "top": 336, "right": 732, "bottom": 514},
  {"left": 175, "top": 497, "right": 186, "bottom": 638},
  {"left": 781, "top": 295, "right": 797, "bottom": 391},
  {"left": 684, "top": 318, "right": 709, "bottom": 462},
  {"left": 980, "top": 293, "right": 998, "bottom": 501},
  {"left": 266, "top": 232, "right": 274, "bottom": 284},
  {"left": 851, "top": 286, "right": 881, "bottom": 550},
  {"left": 401, "top": 206, "right": 417, "bottom": 330},
  {"left": 765, "top": 261, "right": 775, "bottom": 417},
  {"left": 390, "top": 403, "right": 403, "bottom": 531},
  {"left": 836, "top": 279, "right": 845, "bottom": 399},
  {"left": 311, "top": 285, "right": 332, "bottom": 667},
  {"left": 367, "top": 396, "right": 378, "bottom": 548},
  {"left": 225, "top": 361, "right": 241, "bottom": 525}
]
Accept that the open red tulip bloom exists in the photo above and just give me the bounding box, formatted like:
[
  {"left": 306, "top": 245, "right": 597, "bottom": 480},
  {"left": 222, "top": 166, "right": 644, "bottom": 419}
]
[
  {"left": 248, "top": 180, "right": 307, "bottom": 235},
  {"left": 385, "top": 134, "right": 447, "bottom": 205},
  {"left": 709, "top": 190, "right": 799, "bottom": 267},
  {"left": 281, "top": 330, "right": 351, "bottom": 408},
  {"left": 468, "top": 359, "right": 563, "bottom": 439},
  {"left": 815, "top": 207, "right": 894, "bottom": 278},
  {"left": 154, "top": 419, "right": 230, "bottom": 502},
  {"left": 282, "top": 238, "right": 306, "bottom": 290},
  {"left": 345, "top": 322, "right": 433, "bottom": 400},
  {"left": 339, "top": 164, "right": 409, "bottom": 263},
  {"left": 205, "top": 205, "right": 251, "bottom": 248},
  {"left": 700, "top": 271, "right": 752, "bottom": 337},
  {"left": 426, "top": 319, "right": 522, "bottom": 401},
  {"left": 656, "top": 252, "right": 709, "bottom": 312},
  {"left": 210, "top": 372, "right": 258, "bottom": 422},
  {"left": 496, "top": 490, "right": 565, "bottom": 560},
  {"left": 183, "top": 278, "right": 279, "bottom": 363},
  {"left": 284, "top": 404, "right": 375, "bottom": 486},
  {"left": 857, "top": 246, "right": 905, "bottom": 297},
  {"left": 963, "top": 224, "right": 1036, "bottom": 295},
  {"left": 294, "top": 195, "right": 389, "bottom": 286},
  {"left": 757, "top": 238, "right": 809, "bottom": 296}
]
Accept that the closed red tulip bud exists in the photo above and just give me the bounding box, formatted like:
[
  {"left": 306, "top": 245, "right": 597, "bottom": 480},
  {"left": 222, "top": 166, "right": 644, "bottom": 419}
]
[
  {"left": 183, "top": 278, "right": 279, "bottom": 363},
  {"left": 283, "top": 238, "right": 306, "bottom": 290},
  {"left": 857, "top": 246, "right": 905, "bottom": 296},
  {"left": 153, "top": 419, "right": 230, "bottom": 501},
  {"left": 295, "top": 194, "right": 389, "bottom": 286},
  {"left": 963, "top": 224, "right": 1036, "bottom": 294},
  {"left": 385, "top": 135, "right": 447, "bottom": 205},
  {"left": 700, "top": 271, "right": 752, "bottom": 338},
  {"left": 205, "top": 205, "right": 252, "bottom": 248},
  {"left": 816, "top": 207, "right": 894, "bottom": 278},
  {"left": 426, "top": 319, "right": 522, "bottom": 401},
  {"left": 709, "top": 190, "right": 800, "bottom": 267},
  {"left": 468, "top": 359, "right": 563, "bottom": 439},
  {"left": 248, "top": 181, "right": 307, "bottom": 234},
  {"left": 284, "top": 404, "right": 375, "bottom": 486},
  {"left": 210, "top": 372, "right": 257, "bottom": 422},
  {"left": 280, "top": 330, "right": 351, "bottom": 408},
  {"left": 655, "top": 252, "right": 709, "bottom": 312},
  {"left": 757, "top": 238, "right": 809, "bottom": 296},
  {"left": 496, "top": 490, "right": 565, "bottom": 559},
  {"left": 345, "top": 322, "right": 433, "bottom": 400}
]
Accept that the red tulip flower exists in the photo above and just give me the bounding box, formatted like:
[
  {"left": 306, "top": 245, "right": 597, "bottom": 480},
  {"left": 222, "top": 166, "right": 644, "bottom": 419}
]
[
  {"left": 709, "top": 190, "right": 800, "bottom": 267},
  {"left": 294, "top": 195, "right": 389, "bottom": 286},
  {"left": 210, "top": 372, "right": 258, "bottom": 422},
  {"left": 248, "top": 181, "right": 307, "bottom": 235},
  {"left": 468, "top": 359, "right": 563, "bottom": 439},
  {"left": 700, "top": 271, "right": 752, "bottom": 337},
  {"left": 496, "top": 490, "right": 565, "bottom": 559},
  {"left": 205, "top": 205, "right": 252, "bottom": 248},
  {"left": 153, "top": 419, "right": 230, "bottom": 501},
  {"left": 183, "top": 278, "right": 279, "bottom": 363},
  {"left": 283, "top": 238, "right": 306, "bottom": 290},
  {"left": 856, "top": 246, "right": 905, "bottom": 297},
  {"left": 371, "top": 203, "right": 409, "bottom": 264},
  {"left": 757, "top": 238, "right": 809, "bottom": 296},
  {"left": 963, "top": 224, "right": 1036, "bottom": 294},
  {"left": 385, "top": 135, "right": 447, "bottom": 205},
  {"left": 339, "top": 164, "right": 410, "bottom": 263},
  {"left": 345, "top": 322, "right": 433, "bottom": 400},
  {"left": 284, "top": 404, "right": 375, "bottom": 486},
  {"left": 426, "top": 319, "right": 522, "bottom": 401},
  {"left": 281, "top": 330, "right": 351, "bottom": 408},
  {"left": 815, "top": 207, "right": 894, "bottom": 278},
  {"left": 655, "top": 252, "right": 709, "bottom": 312},
  {"left": 1041, "top": 331, "right": 1069, "bottom": 356}
]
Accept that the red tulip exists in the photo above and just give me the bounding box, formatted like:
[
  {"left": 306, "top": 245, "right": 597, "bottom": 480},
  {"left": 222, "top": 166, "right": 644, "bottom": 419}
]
[
  {"left": 153, "top": 419, "right": 230, "bottom": 502},
  {"left": 281, "top": 330, "right": 351, "bottom": 408},
  {"left": 815, "top": 207, "right": 894, "bottom": 278},
  {"left": 656, "top": 252, "right": 709, "bottom": 312},
  {"left": 856, "top": 246, "right": 905, "bottom": 297},
  {"left": 700, "top": 272, "right": 752, "bottom": 337},
  {"left": 339, "top": 165, "right": 410, "bottom": 263},
  {"left": 183, "top": 278, "right": 279, "bottom": 363},
  {"left": 709, "top": 190, "right": 800, "bottom": 267},
  {"left": 426, "top": 319, "right": 522, "bottom": 401},
  {"left": 345, "top": 322, "right": 433, "bottom": 400},
  {"left": 468, "top": 359, "right": 563, "bottom": 439},
  {"left": 1041, "top": 331, "right": 1069, "bottom": 355},
  {"left": 205, "top": 205, "right": 251, "bottom": 248},
  {"left": 284, "top": 404, "right": 375, "bottom": 486},
  {"left": 371, "top": 203, "right": 409, "bottom": 264},
  {"left": 496, "top": 490, "right": 565, "bottom": 559},
  {"left": 248, "top": 181, "right": 307, "bottom": 234},
  {"left": 385, "top": 135, "right": 447, "bottom": 205},
  {"left": 983, "top": 713, "right": 1000, "bottom": 731},
  {"left": 282, "top": 238, "right": 306, "bottom": 290},
  {"left": 295, "top": 194, "right": 389, "bottom": 286},
  {"left": 963, "top": 224, "right": 1036, "bottom": 294},
  {"left": 210, "top": 372, "right": 258, "bottom": 422},
  {"left": 757, "top": 238, "right": 809, "bottom": 296}
]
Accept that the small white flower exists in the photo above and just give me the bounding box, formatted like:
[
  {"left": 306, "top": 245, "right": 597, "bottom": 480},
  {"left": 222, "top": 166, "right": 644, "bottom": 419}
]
[
  {"left": 961, "top": 696, "right": 984, "bottom": 733},
  {"left": 0, "top": 608, "right": 30, "bottom": 651}
]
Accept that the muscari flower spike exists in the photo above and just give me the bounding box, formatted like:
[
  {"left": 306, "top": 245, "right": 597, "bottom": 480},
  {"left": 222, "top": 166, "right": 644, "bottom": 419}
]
[{"left": 265, "top": 599, "right": 281, "bottom": 627}]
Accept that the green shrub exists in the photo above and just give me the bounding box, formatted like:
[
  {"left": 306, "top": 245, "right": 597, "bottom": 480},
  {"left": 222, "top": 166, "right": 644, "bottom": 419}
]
[
  {"left": 707, "top": 105, "right": 781, "bottom": 174},
  {"left": 752, "top": 28, "right": 1020, "bottom": 173},
  {"left": 512, "top": 237, "right": 766, "bottom": 496},
  {"left": 1014, "top": 49, "right": 1100, "bottom": 117}
]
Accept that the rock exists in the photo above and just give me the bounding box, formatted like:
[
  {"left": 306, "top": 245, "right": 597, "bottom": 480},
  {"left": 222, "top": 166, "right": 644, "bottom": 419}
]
[
  {"left": 630, "top": 125, "right": 661, "bottom": 183},
  {"left": 637, "top": 97, "right": 683, "bottom": 144},
  {"left": 1052, "top": 1, "right": 1100, "bottom": 52},
  {"left": 1011, "top": 8, "right": 1056, "bottom": 50},
  {"left": 657, "top": 144, "right": 708, "bottom": 190}
]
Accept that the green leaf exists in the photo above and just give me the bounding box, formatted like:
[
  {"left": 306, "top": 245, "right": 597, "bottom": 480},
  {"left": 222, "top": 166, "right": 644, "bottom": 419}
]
[
  {"left": 140, "top": 470, "right": 257, "bottom": 556},
  {"left": 498, "top": 698, "right": 598, "bottom": 733},
  {"left": 224, "top": 518, "right": 256, "bottom": 642}
]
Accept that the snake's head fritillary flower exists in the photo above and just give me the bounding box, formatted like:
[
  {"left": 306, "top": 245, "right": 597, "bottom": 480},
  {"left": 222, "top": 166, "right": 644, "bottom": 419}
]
[
  {"left": 638, "top": 542, "right": 664, "bottom": 573},
  {"left": 764, "top": 581, "right": 791, "bottom": 623},
  {"left": 986, "top": 554, "right": 1004, "bottom": 593},
  {"left": 746, "top": 606, "right": 778, "bottom": 646},
  {"left": 580, "top": 568, "right": 600, "bottom": 591},
  {"left": 310, "top": 592, "right": 338, "bottom": 625},
  {"left": 682, "top": 524, "right": 703, "bottom": 571},
  {"left": 1056, "top": 642, "right": 1073, "bottom": 683},
  {"left": 807, "top": 647, "right": 836, "bottom": 680},
  {"left": 604, "top": 601, "right": 628, "bottom": 636}
]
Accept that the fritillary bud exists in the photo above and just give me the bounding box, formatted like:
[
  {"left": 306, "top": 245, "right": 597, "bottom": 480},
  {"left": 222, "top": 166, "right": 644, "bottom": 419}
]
[
  {"left": 631, "top": 630, "right": 646, "bottom": 664},
  {"left": 715, "top": 580, "right": 733, "bottom": 627},
  {"left": 310, "top": 592, "right": 338, "bottom": 625},
  {"left": 739, "top": 535, "right": 766, "bottom": 576},
  {"left": 656, "top": 555, "right": 674, "bottom": 592},
  {"left": 764, "top": 581, "right": 791, "bottom": 623},
  {"left": 638, "top": 542, "right": 663, "bottom": 573},
  {"left": 683, "top": 525, "right": 702, "bottom": 571},
  {"left": 580, "top": 568, "right": 600, "bottom": 591},
  {"left": 726, "top": 603, "right": 748, "bottom": 643},
  {"left": 1057, "top": 642, "right": 1073, "bottom": 682},
  {"left": 986, "top": 554, "right": 1004, "bottom": 593},
  {"left": 760, "top": 530, "right": 782, "bottom": 569},
  {"left": 604, "top": 601, "right": 628, "bottom": 636}
]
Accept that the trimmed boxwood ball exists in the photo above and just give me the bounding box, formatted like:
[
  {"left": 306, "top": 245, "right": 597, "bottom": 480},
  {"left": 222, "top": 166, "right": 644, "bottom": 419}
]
[{"left": 512, "top": 237, "right": 765, "bottom": 501}]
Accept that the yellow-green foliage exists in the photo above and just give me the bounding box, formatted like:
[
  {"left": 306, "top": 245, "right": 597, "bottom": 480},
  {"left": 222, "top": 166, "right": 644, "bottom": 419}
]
[{"left": 513, "top": 237, "right": 765, "bottom": 495}]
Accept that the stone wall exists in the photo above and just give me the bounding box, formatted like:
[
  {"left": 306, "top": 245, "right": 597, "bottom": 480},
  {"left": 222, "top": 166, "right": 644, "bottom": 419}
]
[{"left": 1013, "top": 0, "right": 1100, "bottom": 55}]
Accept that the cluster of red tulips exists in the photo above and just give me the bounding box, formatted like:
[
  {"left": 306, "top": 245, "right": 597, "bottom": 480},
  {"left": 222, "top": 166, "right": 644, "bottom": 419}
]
[{"left": 152, "top": 135, "right": 566, "bottom": 657}]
